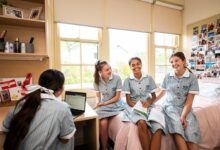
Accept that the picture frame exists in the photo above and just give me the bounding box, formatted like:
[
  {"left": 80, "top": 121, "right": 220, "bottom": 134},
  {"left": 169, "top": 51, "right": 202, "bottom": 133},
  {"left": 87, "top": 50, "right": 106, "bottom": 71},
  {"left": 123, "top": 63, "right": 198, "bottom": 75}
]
[
  {"left": 29, "top": 7, "right": 42, "bottom": 20},
  {"left": 0, "top": 90, "right": 11, "bottom": 103},
  {"left": 2, "top": 5, "right": 23, "bottom": 18}
]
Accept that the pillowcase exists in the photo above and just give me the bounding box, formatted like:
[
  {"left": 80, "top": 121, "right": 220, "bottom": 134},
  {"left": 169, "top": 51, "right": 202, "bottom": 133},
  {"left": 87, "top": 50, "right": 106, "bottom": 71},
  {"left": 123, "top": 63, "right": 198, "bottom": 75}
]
[{"left": 199, "top": 81, "right": 220, "bottom": 98}]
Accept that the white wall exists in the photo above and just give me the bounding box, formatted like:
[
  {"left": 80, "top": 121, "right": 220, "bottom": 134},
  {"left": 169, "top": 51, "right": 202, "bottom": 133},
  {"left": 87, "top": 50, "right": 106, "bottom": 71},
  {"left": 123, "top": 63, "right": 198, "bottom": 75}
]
[{"left": 183, "top": 0, "right": 220, "bottom": 57}]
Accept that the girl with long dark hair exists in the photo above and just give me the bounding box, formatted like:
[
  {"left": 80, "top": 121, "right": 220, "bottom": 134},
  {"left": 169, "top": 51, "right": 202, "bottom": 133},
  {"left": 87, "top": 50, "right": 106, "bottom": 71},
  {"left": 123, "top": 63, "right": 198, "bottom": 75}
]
[{"left": 3, "top": 69, "right": 76, "bottom": 150}]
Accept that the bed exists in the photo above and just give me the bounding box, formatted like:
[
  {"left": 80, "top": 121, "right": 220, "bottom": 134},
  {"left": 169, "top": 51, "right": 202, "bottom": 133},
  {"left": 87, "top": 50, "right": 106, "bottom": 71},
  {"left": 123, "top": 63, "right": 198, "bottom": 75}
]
[{"left": 108, "top": 79, "right": 220, "bottom": 150}]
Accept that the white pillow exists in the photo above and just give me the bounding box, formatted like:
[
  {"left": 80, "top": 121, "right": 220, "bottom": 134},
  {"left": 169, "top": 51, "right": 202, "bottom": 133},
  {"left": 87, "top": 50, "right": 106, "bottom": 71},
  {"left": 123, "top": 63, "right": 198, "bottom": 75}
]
[{"left": 199, "top": 82, "right": 220, "bottom": 98}]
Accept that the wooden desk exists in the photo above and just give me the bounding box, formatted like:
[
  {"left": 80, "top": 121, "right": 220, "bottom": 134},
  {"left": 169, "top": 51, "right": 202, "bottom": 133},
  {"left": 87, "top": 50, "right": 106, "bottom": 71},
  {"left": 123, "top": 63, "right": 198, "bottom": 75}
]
[
  {"left": 74, "top": 103, "right": 99, "bottom": 150},
  {"left": 0, "top": 103, "right": 99, "bottom": 150}
]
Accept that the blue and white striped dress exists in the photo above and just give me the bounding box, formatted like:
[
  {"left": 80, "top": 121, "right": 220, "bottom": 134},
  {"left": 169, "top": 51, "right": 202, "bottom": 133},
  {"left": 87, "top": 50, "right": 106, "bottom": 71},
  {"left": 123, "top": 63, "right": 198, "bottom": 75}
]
[
  {"left": 122, "top": 73, "right": 164, "bottom": 133},
  {"left": 94, "top": 74, "right": 124, "bottom": 119},
  {"left": 2, "top": 93, "right": 76, "bottom": 150},
  {"left": 161, "top": 69, "right": 200, "bottom": 144}
]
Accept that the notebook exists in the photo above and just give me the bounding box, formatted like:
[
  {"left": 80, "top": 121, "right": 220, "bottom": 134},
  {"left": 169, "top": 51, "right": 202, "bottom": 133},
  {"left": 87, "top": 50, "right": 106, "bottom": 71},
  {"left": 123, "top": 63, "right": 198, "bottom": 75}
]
[{"left": 64, "top": 91, "right": 86, "bottom": 118}]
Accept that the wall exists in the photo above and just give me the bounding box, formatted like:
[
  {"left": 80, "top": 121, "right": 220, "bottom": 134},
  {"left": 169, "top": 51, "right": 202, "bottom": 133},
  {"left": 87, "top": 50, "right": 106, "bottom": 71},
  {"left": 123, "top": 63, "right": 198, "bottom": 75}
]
[
  {"left": 183, "top": 0, "right": 220, "bottom": 57},
  {"left": 53, "top": 0, "right": 183, "bottom": 78}
]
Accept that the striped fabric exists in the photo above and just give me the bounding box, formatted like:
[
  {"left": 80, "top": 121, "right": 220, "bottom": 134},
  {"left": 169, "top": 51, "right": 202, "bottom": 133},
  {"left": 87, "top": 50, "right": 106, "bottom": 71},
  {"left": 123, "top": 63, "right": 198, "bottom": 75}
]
[
  {"left": 121, "top": 73, "right": 164, "bottom": 133},
  {"left": 94, "top": 74, "right": 124, "bottom": 119},
  {"left": 161, "top": 69, "right": 201, "bottom": 144},
  {"left": 2, "top": 93, "right": 76, "bottom": 150}
]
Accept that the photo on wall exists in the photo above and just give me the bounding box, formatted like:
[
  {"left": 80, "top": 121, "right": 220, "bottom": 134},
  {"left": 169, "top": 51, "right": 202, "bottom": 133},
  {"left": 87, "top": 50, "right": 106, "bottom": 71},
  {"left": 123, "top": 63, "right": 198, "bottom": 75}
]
[
  {"left": 216, "top": 18, "right": 220, "bottom": 28},
  {"left": 208, "top": 23, "right": 215, "bottom": 32},
  {"left": 193, "top": 26, "right": 199, "bottom": 35}
]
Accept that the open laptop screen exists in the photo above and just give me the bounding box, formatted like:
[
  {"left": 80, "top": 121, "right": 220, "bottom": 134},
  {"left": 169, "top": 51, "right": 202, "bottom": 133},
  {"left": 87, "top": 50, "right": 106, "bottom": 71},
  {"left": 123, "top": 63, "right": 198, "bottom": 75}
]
[{"left": 65, "top": 91, "right": 86, "bottom": 111}]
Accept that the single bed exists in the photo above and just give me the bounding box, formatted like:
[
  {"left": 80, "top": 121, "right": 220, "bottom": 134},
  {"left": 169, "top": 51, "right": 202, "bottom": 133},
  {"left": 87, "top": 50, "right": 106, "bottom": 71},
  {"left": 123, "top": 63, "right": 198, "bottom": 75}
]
[{"left": 108, "top": 80, "right": 220, "bottom": 150}]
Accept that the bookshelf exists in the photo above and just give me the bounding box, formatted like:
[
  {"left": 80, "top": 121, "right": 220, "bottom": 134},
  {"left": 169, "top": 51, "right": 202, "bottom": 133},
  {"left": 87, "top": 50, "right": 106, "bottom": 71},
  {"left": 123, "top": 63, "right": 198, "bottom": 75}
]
[{"left": 0, "top": 0, "right": 51, "bottom": 84}]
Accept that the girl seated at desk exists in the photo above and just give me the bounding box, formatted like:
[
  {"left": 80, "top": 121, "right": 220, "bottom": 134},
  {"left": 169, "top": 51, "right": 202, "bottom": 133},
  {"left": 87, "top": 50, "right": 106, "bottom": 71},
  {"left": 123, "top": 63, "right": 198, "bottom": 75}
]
[{"left": 2, "top": 69, "right": 76, "bottom": 150}]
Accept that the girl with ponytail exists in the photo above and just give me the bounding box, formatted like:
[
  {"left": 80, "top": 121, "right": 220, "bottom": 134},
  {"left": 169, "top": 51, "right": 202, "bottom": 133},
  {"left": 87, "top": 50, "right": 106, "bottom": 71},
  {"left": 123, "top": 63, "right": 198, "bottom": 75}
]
[
  {"left": 3, "top": 69, "right": 76, "bottom": 150},
  {"left": 93, "top": 60, "right": 124, "bottom": 150},
  {"left": 157, "top": 52, "right": 200, "bottom": 150}
]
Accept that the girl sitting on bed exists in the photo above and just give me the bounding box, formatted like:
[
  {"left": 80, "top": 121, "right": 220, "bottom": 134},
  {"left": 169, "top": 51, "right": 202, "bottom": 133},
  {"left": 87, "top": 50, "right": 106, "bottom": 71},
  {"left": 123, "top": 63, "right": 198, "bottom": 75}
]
[
  {"left": 122, "top": 57, "right": 163, "bottom": 150},
  {"left": 157, "top": 52, "right": 200, "bottom": 150},
  {"left": 93, "top": 60, "right": 124, "bottom": 150}
]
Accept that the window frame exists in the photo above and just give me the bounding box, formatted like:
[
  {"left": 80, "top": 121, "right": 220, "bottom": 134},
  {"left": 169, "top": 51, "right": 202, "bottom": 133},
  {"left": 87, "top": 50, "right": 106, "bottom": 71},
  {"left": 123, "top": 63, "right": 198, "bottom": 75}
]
[
  {"left": 154, "top": 32, "right": 180, "bottom": 83},
  {"left": 56, "top": 23, "right": 101, "bottom": 90}
]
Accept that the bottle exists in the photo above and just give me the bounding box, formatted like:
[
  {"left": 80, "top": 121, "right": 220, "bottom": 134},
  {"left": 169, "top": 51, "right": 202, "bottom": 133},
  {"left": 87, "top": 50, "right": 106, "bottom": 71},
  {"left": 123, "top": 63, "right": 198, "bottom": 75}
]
[
  {"left": 21, "top": 43, "right": 26, "bottom": 53},
  {"left": 4, "top": 41, "right": 9, "bottom": 53},
  {"left": 14, "top": 37, "right": 20, "bottom": 53}
]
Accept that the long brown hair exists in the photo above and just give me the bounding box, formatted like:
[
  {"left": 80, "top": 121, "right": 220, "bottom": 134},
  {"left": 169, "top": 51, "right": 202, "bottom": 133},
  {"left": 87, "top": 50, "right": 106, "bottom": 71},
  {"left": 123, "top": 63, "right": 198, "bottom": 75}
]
[
  {"left": 3, "top": 69, "right": 65, "bottom": 150},
  {"left": 170, "top": 51, "right": 192, "bottom": 73},
  {"left": 94, "top": 60, "right": 108, "bottom": 85}
]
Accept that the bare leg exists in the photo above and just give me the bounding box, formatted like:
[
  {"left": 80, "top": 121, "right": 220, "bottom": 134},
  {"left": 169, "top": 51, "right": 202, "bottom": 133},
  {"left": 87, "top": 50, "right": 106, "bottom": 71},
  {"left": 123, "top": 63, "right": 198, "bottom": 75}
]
[
  {"left": 174, "top": 134, "right": 188, "bottom": 150},
  {"left": 99, "top": 118, "right": 109, "bottom": 150},
  {"left": 150, "top": 129, "right": 162, "bottom": 150},
  {"left": 137, "top": 120, "right": 150, "bottom": 150},
  {"left": 187, "top": 142, "right": 199, "bottom": 150}
]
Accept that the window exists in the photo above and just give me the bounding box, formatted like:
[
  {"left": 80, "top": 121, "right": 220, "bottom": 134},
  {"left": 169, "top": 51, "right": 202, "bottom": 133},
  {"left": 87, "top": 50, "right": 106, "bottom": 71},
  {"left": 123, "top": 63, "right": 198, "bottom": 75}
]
[
  {"left": 109, "top": 29, "right": 148, "bottom": 80},
  {"left": 154, "top": 32, "right": 179, "bottom": 83},
  {"left": 58, "top": 24, "right": 100, "bottom": 89}
]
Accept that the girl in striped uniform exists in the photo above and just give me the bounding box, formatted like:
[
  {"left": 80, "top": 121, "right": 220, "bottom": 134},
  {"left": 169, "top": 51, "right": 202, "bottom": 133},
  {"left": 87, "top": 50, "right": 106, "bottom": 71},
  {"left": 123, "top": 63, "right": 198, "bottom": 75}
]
[
  {"left": 157, "top": 52, "right": 200, "bottom": 150},
  {"left": 122, "top": 57, "right": 163, "bottom": 150},
  {"left": 93, "top": 60, "right": 124, "bottom": 150}
]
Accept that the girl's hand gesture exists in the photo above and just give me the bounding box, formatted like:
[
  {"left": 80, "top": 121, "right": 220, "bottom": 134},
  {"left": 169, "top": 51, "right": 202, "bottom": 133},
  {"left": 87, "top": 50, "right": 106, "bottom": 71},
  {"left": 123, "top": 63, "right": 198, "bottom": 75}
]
[{"left": 180, "top": 115, "right": 187, "bottom": 129}]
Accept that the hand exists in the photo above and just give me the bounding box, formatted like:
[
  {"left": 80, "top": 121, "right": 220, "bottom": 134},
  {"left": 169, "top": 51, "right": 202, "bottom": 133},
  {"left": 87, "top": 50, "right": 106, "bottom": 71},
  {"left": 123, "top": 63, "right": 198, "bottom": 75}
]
[
  {"left": 93, "top": 102, "right": 105, "bottom": 109},
  {"left": 180, "top": 115, "right": 187, "bottom": 129},
  {"left": 141, "top": 101, "right": 150, "bottom": 108}
]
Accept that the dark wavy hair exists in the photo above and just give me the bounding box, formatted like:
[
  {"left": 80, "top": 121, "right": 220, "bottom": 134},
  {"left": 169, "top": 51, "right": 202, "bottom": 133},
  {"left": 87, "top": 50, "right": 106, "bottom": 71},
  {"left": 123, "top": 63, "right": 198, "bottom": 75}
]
[
  {"left": 128, "top": 57, "right": 142, "bottom": 66},
  {"left": 3, "top": 69, "right": 65, "bottom": 150},
  {"left": 170, "top": 51, "right": 192, "bottom": 73},
  {"left": 94, "top": 60, "right": 108, "bottom": 86}
]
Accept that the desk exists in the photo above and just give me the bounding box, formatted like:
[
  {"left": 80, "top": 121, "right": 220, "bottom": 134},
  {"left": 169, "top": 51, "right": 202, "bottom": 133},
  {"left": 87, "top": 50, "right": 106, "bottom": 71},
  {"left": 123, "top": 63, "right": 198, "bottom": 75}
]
[
  {"left": 74, "top": 103, "right": 99, "bottom": 150},
  {"left": 0, "top": 103, "right": 99, "bottom": 150}
]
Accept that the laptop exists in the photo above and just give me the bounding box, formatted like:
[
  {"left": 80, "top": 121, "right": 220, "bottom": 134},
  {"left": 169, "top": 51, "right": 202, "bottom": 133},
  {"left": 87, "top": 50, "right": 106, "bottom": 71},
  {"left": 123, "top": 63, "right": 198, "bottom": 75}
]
[{"left": 64, "top": 91, "right": 86, "bottom": 118}]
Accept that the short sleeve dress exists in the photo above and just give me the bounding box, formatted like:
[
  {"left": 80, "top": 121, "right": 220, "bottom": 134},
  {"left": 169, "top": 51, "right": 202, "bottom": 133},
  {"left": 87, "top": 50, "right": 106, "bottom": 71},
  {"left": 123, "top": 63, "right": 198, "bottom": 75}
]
[
  {"left": 122, "top": 73, "right": 164, "bottom": 133},
  {"left": 161, "top": 69, "right": 200, "bottom": 144},
  {"left": 94, "top": 74, "right": 124, "bottom": 119},
  {"left": 2, "top": 93, "right": 76, "bottom": 150}
]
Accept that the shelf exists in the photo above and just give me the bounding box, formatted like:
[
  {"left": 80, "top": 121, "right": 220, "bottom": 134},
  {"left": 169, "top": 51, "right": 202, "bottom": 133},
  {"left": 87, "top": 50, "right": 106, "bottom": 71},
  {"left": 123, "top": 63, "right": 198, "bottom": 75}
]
[
  {"left": 21, "top": 0, "right": 44, "bottom": 4},
  {"left": 0, "top": 15, "right": 45, "bottom": 28},
  {"left": 0, "top": 101, "right": 17, "bottom": 107},
  {"left": 0, "top": 52, "right": 48, "bottom": 61}
]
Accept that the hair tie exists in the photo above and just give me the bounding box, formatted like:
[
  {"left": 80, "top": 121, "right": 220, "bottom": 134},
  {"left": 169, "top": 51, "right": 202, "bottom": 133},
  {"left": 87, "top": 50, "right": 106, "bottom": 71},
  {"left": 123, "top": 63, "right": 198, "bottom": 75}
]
[{"left": 25, "top": 85, "right": 54, "bottom": 95}]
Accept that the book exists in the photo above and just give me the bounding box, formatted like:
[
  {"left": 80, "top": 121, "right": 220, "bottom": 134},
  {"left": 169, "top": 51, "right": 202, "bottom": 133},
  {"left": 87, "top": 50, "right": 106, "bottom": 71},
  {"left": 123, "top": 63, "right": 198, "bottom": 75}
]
[
  {"left": 132, "top": 100, "right": 165, "bottom": 128},
  {"left": 132, "top": 100, "right": 148, "bottom": 119}
]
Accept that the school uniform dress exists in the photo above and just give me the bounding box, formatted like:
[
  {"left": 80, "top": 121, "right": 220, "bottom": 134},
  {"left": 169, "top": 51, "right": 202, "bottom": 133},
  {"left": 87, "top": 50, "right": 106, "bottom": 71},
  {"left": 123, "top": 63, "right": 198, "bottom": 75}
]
[
  {"left": 122, "top": 73, "right": 164, "bottom": 133},
  {"left": 94, "top": 74, "right": 124, "bottom": 119},
  {"left": 161, "top": 69, "right": 200, "bottom": 144},
  {"left": 2, "top": 93, "right": 76, "bottom": 150}
]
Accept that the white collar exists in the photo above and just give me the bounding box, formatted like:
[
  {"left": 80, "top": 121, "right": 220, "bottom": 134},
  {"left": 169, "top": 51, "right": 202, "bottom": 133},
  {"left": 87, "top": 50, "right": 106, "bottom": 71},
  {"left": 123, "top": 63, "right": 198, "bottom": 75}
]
[
  {"left": 129, "top": 72, "right": 148, "bottom": 80},
  {"left": 169, "top": 69, "right": 190, "bottom": 78}
]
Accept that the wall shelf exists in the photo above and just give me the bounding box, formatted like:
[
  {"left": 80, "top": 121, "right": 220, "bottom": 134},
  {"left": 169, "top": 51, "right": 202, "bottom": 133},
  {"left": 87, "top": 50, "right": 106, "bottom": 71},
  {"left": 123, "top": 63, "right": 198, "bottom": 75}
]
[
  {"left": 21, "top": 0, "right": 44, "bottom": 4},
  {"left": 0, "top": 52, "right": 48, "bottom": 61},
  {"left": 0, "top": 15, "right": 45, "bottom": 28}
]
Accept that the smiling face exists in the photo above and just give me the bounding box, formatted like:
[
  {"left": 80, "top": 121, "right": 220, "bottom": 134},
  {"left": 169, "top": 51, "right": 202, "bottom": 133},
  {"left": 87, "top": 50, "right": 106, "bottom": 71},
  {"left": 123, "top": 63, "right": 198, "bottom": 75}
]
[
  {"left": 170, "top": 55, "right": 186, "bottom": 74},
  {"left": 130, "top": 58, "right": 142, "bottom": 75},
  {"left": 100, "top": 64, "right": 112, "bottom": 80}
]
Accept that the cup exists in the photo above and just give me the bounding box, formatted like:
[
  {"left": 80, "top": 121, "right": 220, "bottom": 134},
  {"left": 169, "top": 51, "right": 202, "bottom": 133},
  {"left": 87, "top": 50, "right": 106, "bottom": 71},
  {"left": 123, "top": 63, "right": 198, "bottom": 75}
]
[
  {"left": 25, "top": 43, "right": 34, "bottom": 53},
  {"left": 0, "top": 41, "right": 5, "bottom": 52}
]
